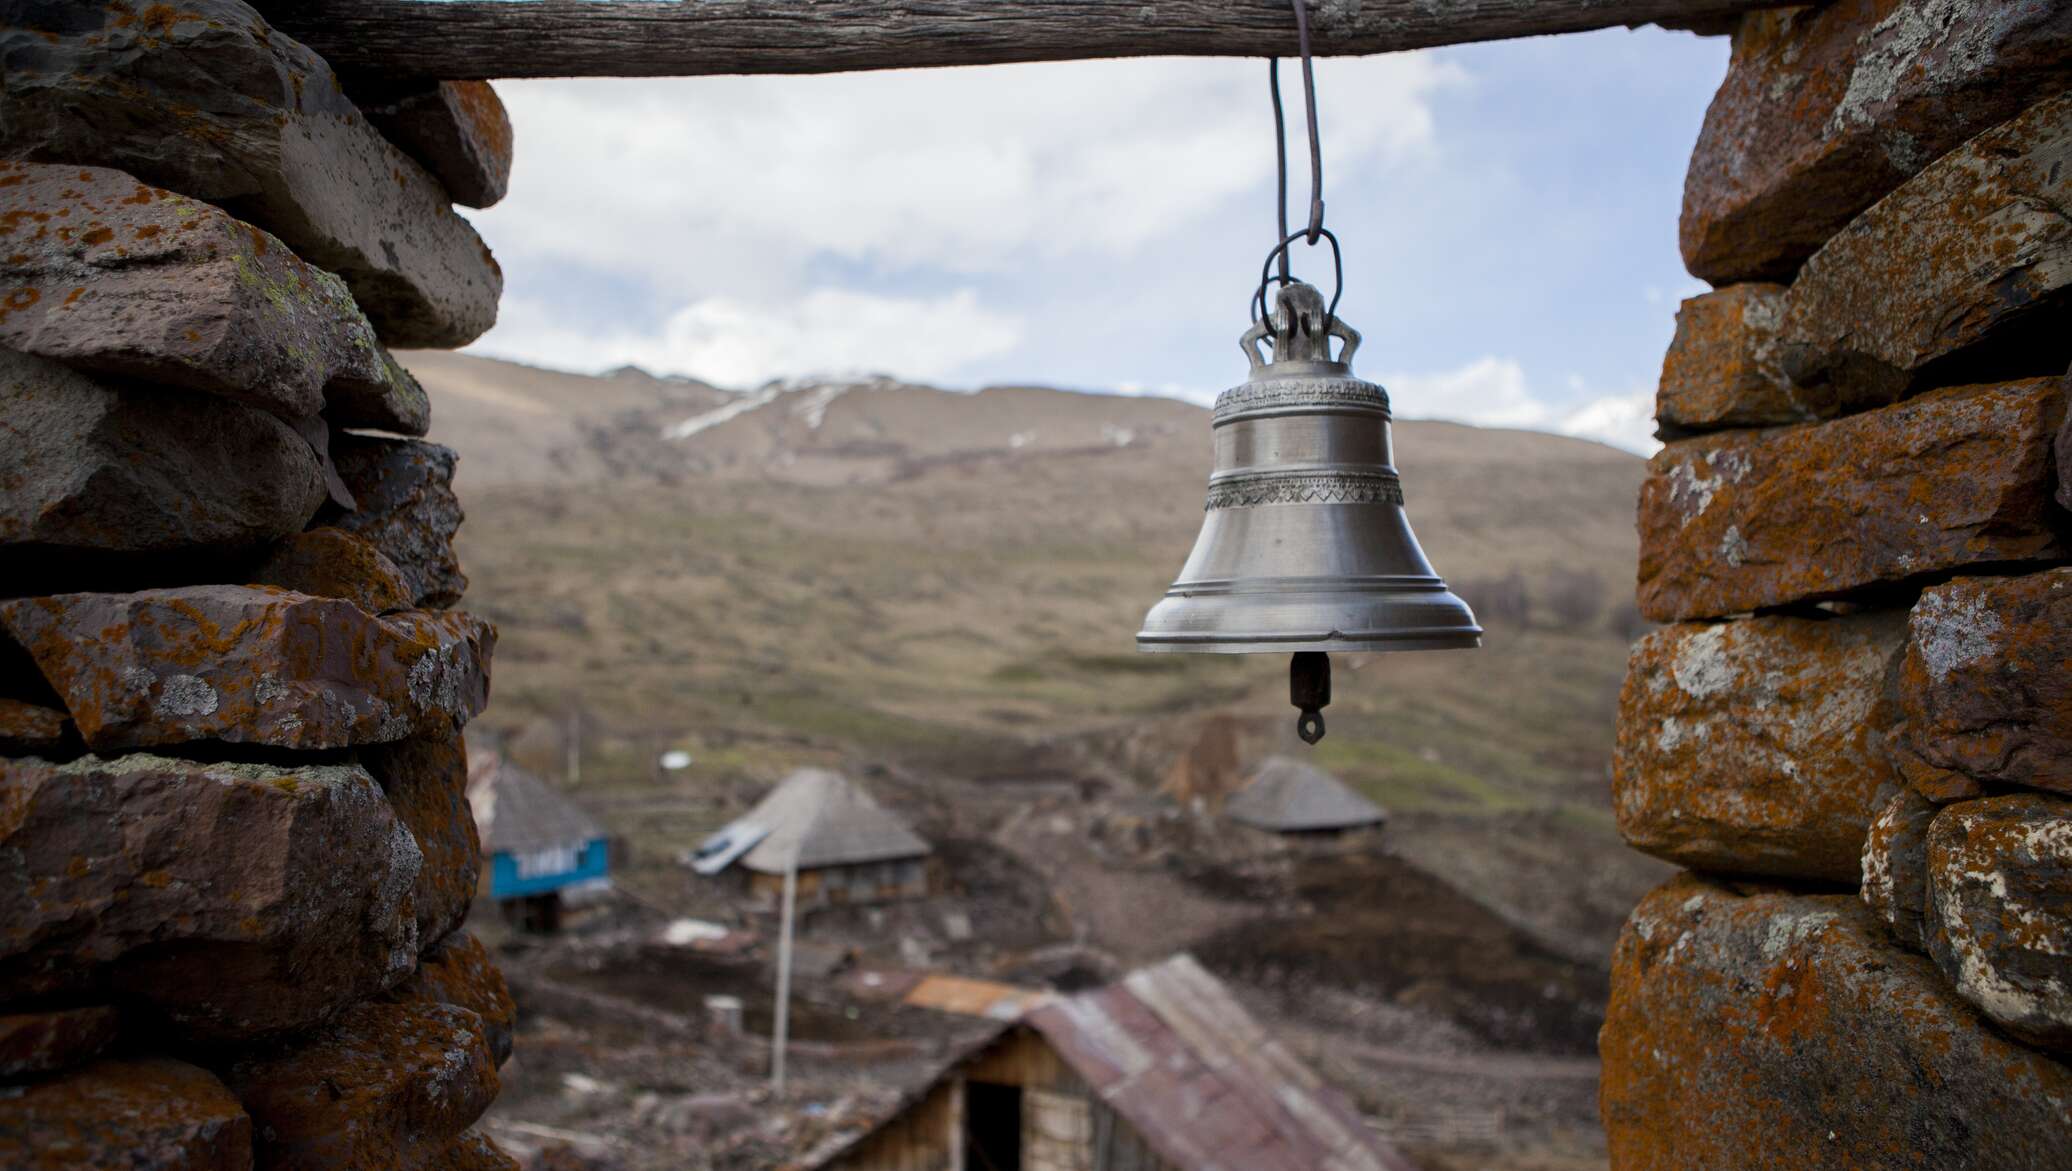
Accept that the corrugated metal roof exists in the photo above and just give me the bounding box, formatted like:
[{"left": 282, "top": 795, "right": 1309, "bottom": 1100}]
[
  {"left": 465, "top": 751, "right": 609, "bottom": 858},
  {"left": 730, "top": 768, "right": 931, "bottom": 874},
  {"left": 1223, "top": 756, "right": 1385, "bottom": 833},
  {"left": 1024, "top": 954, "right": 1418, "bottom": 1171}
]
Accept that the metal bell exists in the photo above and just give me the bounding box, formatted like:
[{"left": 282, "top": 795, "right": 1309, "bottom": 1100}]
[{"left": 1138, "top": 281, "right": 1481, "bottom": 739}]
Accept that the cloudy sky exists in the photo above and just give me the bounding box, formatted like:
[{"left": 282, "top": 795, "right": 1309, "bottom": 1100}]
[{"left": 458, "top": 27, "right": 1727, "bottom": 453}]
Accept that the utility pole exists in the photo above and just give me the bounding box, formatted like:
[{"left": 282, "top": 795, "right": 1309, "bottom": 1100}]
[
  {"left": 566, "top": 707, "right": 581, "bottom": 786},
  {"left": 771, "top": 848, "right": 799, "bottom": 1097}
]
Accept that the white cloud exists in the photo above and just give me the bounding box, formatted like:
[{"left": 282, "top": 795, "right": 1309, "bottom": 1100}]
[
  {"left": 1385, "top": 357, "right": 1659, "bottom": 455},
  {"left": 465, "top": 55, "right": 1466, "bottom": 302},
  {"left": 476, "top": 287, "right": 1022, "bottom": 387}
]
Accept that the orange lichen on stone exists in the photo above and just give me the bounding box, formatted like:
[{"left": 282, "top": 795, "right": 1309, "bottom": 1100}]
[
  {"left": 1637, "top": 377, "right": 2067, "bottom": 622},
  {"left": 1601, "top": 874, "right": 2072, "bottom": 1169},
  {"left": 1897, "top": 569, "right": 2072, "bottom": 795},
  {"left": 1613, "top": 612, "right": 1905, "bottom": 881}
]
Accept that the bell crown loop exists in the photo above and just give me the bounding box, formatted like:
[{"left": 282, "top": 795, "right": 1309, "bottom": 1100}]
[{"left": 1241, "top": 278, "right": 1362, "bottom": 376}]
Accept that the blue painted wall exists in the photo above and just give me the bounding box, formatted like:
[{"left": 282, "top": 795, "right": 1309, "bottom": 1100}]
[{"left": 489, "top": 837, "right": 611, "bottom": 899}]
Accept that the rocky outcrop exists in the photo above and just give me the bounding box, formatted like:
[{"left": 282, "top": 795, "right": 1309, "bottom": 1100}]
[
  {"left": 224, "top": 998, "right": 499, "bottom": 1171},
  {"left": 354, "top": 81, "right": 514, "bottom": 210},
  {"left": 0, "top": 1005, "right": 119, "bottom": 1079},
  {"left": 1600, "top": 875, "right": 2072, "bottom": 1170},
  {"left": 0, "top": 1057, "right": 252, "bottom": 1170},
  {"left": 1897, "top": 570, "right": 2072, "bottom": 796},
  {"left": 329, "top": 436, "right": 470, "bottom": 609},
  {"left": 0, "top": 586, "right": 493, "bottom": 753},
  {"left": 392, "top": 931, "right": 516, "bottom": 1068},
  {"left": 1655, "top": 284, "right": 1800, "bottom": 432},
  {"left": 1637, "top": 378, "right": 2066, "bottom": 622},
  {"left": 250, "top": 527, "right": 414, "bottom": 616},
  {"left": 362, "top": 731, "right": 483, "bottom": 949},
  {"left": 1780, "top": 93, "right": 2072, "bottom": 406},
  {"left": 0, "top": 162, "right": 429, "bottom": 434},
  {"left": 1925, "top": 793, "right": 2072, "bottom": 1051},
  {"left": 0, "top": 754, "right": 420, "bottom": 1041},
  {"left": 0, "top": 0, "right": 501, "bottom": 348},
  {"left": 1681, "top": 0, "right": 2072, "bottom": 284},
  {"left": 0, "top": 349, "right": 327, "bottom": 557},
  {"left": 1614, "top": 613, "right": 1905, "bottom": 881},
  {"left": 1860, "top": 787, "right": 1937, "bottom": 949}
]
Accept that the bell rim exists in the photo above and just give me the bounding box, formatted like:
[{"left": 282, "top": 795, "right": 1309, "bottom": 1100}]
[{"left": 1135, "top": 629, "right": 1484, "bottom": 653}]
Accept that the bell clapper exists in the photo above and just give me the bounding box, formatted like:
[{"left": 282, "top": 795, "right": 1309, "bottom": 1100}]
[{"left": 1290, "top": 651, "right": 1331, "bottom": 745}]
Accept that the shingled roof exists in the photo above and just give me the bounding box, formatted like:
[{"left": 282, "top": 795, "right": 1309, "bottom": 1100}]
[
  {"left": 465, "top": 751, "right": 609, "bottom": 857},
  {"left": 732, "top": 768, "right": 930, "bottom": 875},
  {"left": 1224, "top": 756, "right": 1385, "bottom": 833}
]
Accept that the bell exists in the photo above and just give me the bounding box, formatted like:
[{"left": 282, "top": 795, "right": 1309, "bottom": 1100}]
[{"left": 1138, "top": 280, "right": 1481, "bottom": 742}]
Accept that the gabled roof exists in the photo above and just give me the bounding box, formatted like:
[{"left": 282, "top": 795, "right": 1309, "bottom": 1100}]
[
  {"left": 1224, "top": 756, "right": 1385, "bottom": 832},
  {"left": 727, "top": 768, "right": 930, "bottom": 874},
  {"left": 1024, "top": 955, "right": 1415, "bottom": 1171},
  {"left": 465, "top": 751, "right": 609, "bottom": 857},
  {"left": 812, "top": 954, "right": 1414, "bottom": 1171}
]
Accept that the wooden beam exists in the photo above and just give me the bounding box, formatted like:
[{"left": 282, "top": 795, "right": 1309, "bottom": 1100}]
[{"left": 251, "top": 1, "right": 1784, "bottom": 83}]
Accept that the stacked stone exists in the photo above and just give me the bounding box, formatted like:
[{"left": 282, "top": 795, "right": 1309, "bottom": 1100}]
[
  {"left": 1601, "top": 3, "right": 2072, "bottom": 1167},
  {"left": 0, "top": 4, "right": 518, "bottom": 1168}
]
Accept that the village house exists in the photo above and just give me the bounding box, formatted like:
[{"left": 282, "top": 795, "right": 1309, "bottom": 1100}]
[
  {"left": 812, "top": 954, "right": 1416, "bottom": 1171},
  {"left": 691, "top": 768, "right": 935, "bottom": 909},
  {"left": 467, "top": 750, "right": 613, "bottom": 932},
  {"left": 1224, "top": 756, "right": 1386, "bottom": 840}
]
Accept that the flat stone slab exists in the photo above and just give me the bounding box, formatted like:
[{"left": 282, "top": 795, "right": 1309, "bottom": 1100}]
[
  {"left": 0, "top": 586, "right": 494, "bottom": 753},
  {"left": 0, "top": 161, "right": 428, "bottom": 434},
  {"left": 1781, "top": 92, "right": 2072, "bottom": 406},
  {"left": 224, "top": 997, "right": 497, "bottom": 1171},
  {"left": 354, "top": 81, "right": 513, "bottom": 210},
  {"left": 1681, "top": 0, "right": 2072, "bottom": 283},
  {"left": 1898, "top": 569, "right": 2072, "bottom": 795},
  {"left": 249, "top": 526, "right": 413, "bottom": 616},
  {"left": 0, "top": 754, "right": 421, "bottom": 1042},
  {"left": 1655, "top": 283, "right": 1802, "bottom": 433},
  {"left": 0, "top": 1057, "right": 252, "bottom": 1170},
  {"left": 1601, "top": 874, "right": 2072, "bottom": 1170},
  {"left": 1614, "top": 612, "right": 1905, "bottom": 882},
  {"left": 0, "top": 348, "right": 328, "bottom": 558},
  {"left": 361, "top": 730, "right": 482, "bottom": 949},
  {"left": 1638, "top": 377, "right": 2066, "bottom": 622},
  {"left": 0, "top": 696, "right": 71, "bottom": 755},
  {"left": 0, "top": 0, "right": 501, "bottom": 348},
  {"left": 0, "top": 1006, "right": 120, "bottom": 1080},
  {"left": 1927, "top": 792, "right": 2072, "bottom": 1051},
  {"left": 329, "top": 436, "right": 469, "bottom": 609}
]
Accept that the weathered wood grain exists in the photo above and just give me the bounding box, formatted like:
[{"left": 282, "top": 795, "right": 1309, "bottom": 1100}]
[{"left": 250, "top": 0, "right": 1789, "bottom": 82}]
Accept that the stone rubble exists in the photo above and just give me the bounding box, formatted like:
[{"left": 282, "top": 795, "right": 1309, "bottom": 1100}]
[
  {"left": 1654, "top": 283, "right": 1800, "bottom": 432},
  {"left": 0, "top": 1057, "right": 254, "bottom": 1171},
  {"left": 328, "top": 436, "right": 472, "bottom": 610},
  {"left": 0, "top": 1006, "right": 120, "bottom": 1080},
  {"left": 1924, "top": 793, "right": 2072, "bottom": 1051},
  {"left": 351, "top": 81, "right": 516, "bottom": 210}
]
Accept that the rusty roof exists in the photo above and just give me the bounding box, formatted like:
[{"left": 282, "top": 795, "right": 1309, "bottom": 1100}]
[
  {"left": 812, "top": 954, "right": 1415, "bottom": 1171},
  {"left": 1023, "top": 954, "right": 1417, "bottom": 1171}
]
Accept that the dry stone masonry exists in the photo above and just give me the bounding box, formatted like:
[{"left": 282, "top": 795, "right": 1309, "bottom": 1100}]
[
  {"left": 1606, "top": 2, "right": 2072, "bottom": 1165},
  {"left": 0, "top": 2, "right": 517, "bottom": 1167}
]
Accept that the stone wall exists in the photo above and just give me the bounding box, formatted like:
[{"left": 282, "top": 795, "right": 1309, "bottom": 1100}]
[
  {"left": 1, "top": 3, "right": 517, "bottom": 1167},
  {"left": 1603, "top": 2, "right": 2072, "bottom": 1166}
]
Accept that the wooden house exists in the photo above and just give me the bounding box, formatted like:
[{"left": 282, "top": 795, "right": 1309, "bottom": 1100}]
[
  {"left": 466, "top": 751, "right": 612, "bottom": 931},
  {"left": 812, "top": 954, "right": 1416, "bottom": 1171},
  {"left": 691, "top": 768, "right": 933, "bottom": 909}
]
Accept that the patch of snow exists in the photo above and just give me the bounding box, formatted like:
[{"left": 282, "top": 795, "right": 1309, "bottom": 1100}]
[{"left": 661, "top": 383, "right": 786, "bottom": 440}]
